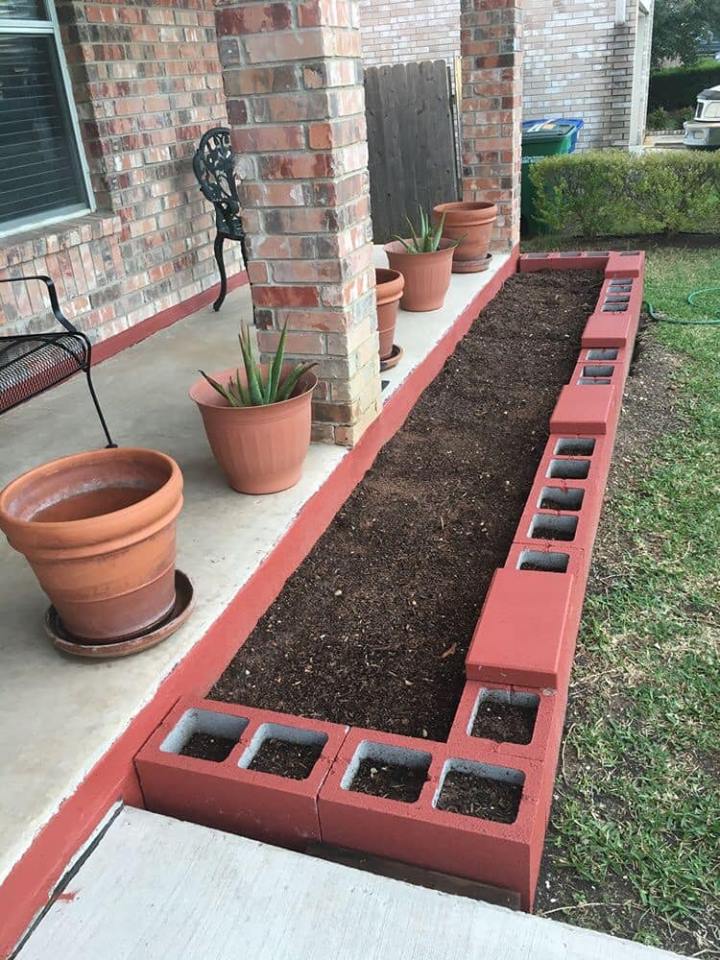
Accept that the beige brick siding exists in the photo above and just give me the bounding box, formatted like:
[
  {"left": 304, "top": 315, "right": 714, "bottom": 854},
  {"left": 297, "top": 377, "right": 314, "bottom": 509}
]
[{"left": 359, "top": 0, "right": 654, "bottom": 149}]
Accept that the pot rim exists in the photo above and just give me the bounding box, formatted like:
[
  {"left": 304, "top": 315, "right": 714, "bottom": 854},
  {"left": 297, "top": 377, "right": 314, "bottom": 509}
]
[
  {"left": 0, "top": 447, "right": 182, "bottom": 534},
  {"left": 383, "top": 237, "right": 457, "bottom": 257},
  {"left": 189, "top": 366, "right": 318, "bottom": 413},
  {"left": 433, "top": 200, "right": 498, "bottom": 223}
]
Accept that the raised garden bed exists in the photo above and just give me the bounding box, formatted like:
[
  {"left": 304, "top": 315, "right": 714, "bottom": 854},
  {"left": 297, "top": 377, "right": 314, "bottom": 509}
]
[{"left": 136, "top": 251, "right": 645, "bottom": 911}]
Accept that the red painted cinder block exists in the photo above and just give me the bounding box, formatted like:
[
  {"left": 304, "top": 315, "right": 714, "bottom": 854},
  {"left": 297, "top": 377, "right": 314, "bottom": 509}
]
[
  {"left": 317, "top": 727, "right": 546, "bottom": 909},
  {"left": 550, "top": 380, "right": 618, "bottom": 436},
  {"left": 465, "top": 568, "right": 575, "bottom": 688},
  {"left": 605, "top": 250, "right": 645, "bottom": 278},
  {"left": 518, "top": 251, "right": 610, "bottom": 273},
  {"left": 135, "top": 698, "right": 349, "bottom": 849},
  {"left": 448, "top": 681, "right": 560, "bottom": 763}
]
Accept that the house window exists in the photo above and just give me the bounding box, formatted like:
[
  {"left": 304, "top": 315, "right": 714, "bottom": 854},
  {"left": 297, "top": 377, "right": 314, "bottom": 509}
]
[{"left": 0, "top": 0, "right": 93, "bottom": 237}]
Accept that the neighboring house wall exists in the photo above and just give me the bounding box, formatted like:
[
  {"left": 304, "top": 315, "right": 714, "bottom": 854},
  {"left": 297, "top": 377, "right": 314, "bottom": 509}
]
[
  {"left": 359, "top": 0, "right": 459, "bottom": 67},
  {"left": 359, "top": 0, "right": 654, "bottom": 150},
  {"left": 0, "top": 0, "right": 241, "bottom": 342}
]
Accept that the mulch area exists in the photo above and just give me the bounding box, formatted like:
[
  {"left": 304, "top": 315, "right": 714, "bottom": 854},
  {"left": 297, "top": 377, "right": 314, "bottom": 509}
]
[{"left": 210, "top": 270, "right": 604, "bottom": 742}]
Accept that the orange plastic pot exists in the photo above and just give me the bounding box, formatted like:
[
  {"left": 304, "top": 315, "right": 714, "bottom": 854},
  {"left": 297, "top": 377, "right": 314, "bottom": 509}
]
[
  {"left": 384, "top": 239, "right": 455, "bottom": 312},
  {"left": 190, "top": 364, "right": 317, "bottom": 495},
  {"left": 0, "top": 448, "right": 183, "bottom": 643},
  {"left": 375, "top": 268, "right": 404, "bottom": 360},
  {"left": 433, "top": 201, "right": 497, "bottom": 273}
]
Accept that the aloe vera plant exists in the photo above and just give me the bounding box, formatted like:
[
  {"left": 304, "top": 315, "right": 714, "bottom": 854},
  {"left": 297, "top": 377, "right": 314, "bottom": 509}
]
[
  {"left": 200, "top": 322, "right": 316, "bottom": 407},
  {"left": 393, "top": 207, "right": 457, "bottom": 254}
]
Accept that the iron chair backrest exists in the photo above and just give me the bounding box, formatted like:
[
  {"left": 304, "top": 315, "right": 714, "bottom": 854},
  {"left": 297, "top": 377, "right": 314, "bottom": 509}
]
[{"left": 192, "top": 127, "right": 244, "bottom": 238}]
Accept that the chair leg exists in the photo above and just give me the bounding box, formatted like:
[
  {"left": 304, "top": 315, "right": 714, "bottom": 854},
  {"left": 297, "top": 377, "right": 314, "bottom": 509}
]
[
  {"left": 85, "top": 369, "right": 116, "bottom": 448},
  {"left": 213, "top": 233, "right": 228, "bottom": 312}
]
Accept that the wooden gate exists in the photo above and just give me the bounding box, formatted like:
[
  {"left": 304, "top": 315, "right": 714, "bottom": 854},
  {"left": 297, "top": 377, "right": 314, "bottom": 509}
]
[{"left": 364, "top": 59, "right": 461, "bottom": 244}]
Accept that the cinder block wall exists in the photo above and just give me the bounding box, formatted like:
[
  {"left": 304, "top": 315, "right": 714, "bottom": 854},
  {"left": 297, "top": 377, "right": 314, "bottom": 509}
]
[
  {"left": 0, "top": 0, "right": 242, "bottom": 341},
  {"left": 359, "top": 0, "right": 649, "bottom": 150}
]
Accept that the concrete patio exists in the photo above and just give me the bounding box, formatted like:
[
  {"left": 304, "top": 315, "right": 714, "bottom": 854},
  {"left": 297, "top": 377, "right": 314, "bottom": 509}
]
[{"left": 0, "top": 251, "right": 511, "bottom": 917}]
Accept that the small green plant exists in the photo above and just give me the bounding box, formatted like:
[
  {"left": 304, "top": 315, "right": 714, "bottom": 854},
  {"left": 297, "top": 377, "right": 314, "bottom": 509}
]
[
  {"left": 393, "top": 206, "right": 456, "bottom": 254},
  {"left": 200, "top": 322, "right": 316, "bottom": 407}
]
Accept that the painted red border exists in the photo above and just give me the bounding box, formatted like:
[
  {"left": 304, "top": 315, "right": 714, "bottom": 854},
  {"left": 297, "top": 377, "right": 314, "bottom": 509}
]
[
  {"left": 91, "top": 271, "right": 247, "bottom": 366},
  {"left": 0, "top": 252, "right": 518, "bottom": 957}
]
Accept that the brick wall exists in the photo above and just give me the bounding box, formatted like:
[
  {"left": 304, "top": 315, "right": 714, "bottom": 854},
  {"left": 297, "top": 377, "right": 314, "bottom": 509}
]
[
  {"left": 0, "top": 0, "right": 243, "bottom": 340},
  {"left": 359, "top": 0, "right": 652, "bottom": 150},
  {"left": 216, "top": 0, "right": 381, "bottom": 447},
  {"left": 359, "top": 0, "right": 459, "bottom": 66}
]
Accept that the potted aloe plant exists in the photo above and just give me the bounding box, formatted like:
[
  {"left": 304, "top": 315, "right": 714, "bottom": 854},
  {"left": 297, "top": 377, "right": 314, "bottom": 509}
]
[
  {"left": 189, "top": 323, "right": 318, "bottom": 495},
  {"left": 384, "top": 207, "right": 458, "bottom": 312}
]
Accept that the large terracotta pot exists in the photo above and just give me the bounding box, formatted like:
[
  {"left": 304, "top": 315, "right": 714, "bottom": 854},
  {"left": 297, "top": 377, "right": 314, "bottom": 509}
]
[
  {"left": 0, "top": 448, "right": 183, "bottom": 643},
  {"left": 433, "top": 201, "right": 498, "bottom": 273},
  {"left": 190, "top": 364, "right": 317, "bottom": 495},
  {"left": 384, "top": 239, "right": 455, "bottom": 312},
  {"left": 375, "top": 268, "right": 404, "bottom": 360}
]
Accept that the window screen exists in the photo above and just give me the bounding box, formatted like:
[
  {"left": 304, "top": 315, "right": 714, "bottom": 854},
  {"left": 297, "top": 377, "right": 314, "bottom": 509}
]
[{"left": 0, "top": 2, "right": 92, "bottom": 233}]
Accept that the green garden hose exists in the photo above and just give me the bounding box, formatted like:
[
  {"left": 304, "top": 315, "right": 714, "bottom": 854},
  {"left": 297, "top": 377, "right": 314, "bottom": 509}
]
[{"left": 643, "top": 287, "right": 720, "bottom": 325}]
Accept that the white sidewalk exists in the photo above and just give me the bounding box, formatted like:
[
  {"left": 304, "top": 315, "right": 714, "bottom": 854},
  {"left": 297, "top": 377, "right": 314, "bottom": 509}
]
[{"left": 16, "top": 807, "right": 684, "bottom": 960}]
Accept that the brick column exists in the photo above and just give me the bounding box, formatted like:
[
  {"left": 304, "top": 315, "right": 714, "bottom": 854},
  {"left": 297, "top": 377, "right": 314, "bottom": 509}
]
[
  {"left": 460, "top": 0, "right": 523, "bottom": 250},
  {"left": 216, "top": 0, "right": 381, "bottom": 446}
]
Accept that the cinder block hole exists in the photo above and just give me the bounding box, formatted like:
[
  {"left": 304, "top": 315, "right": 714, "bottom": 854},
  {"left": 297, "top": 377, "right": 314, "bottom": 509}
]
[
  {"left": 587, "top": 348, "right": 618, "bottom": 361},
  {"left": 343, "top": 741, "right": 432, "bottom": 804},
  {"left": 609, "top": 281, "right": 632, "bottom": 290},
  {"left": 539, "top": 486, "right": 585, "bottom": 511},
  {"left": 554, "top": 437, "right": 595, "bottom": 456},
  {"left": 583, "top": 365, "right": 614, "bottom": 378},
  {"left": 578, "top": 377, "right": 612, "bottom": 385},
  {"left": 602, "top": 304, "right": 627, "bottom": 313},
  {"left": 434, "top": 759, "right": 524, "bottom": 824},
  {"left": 469, "top": 689, "right": 540, "bottom": 746},
  {"left": 529, "top": 513, "right": 578, "bottom": 542},
  {"left": 239, "top": 723, "right": 327, "bottom": 780},
  {"left": 517, "top": 549, "right": 570, "bottom": 573},
  {"left": 621, "top": 250, "right": 640, "bottom": 256},
  {"left": 606, "top": 294, "right": 630, "bottom": 303},
  {"left": 548, "top": 458, "right": 590, "bottom": 479},
  {"left": 559, "top": 251, "right": 580, "bottom": 257},
  {"left": 160, "top": 708, "right": 248, "bottom": 762}
]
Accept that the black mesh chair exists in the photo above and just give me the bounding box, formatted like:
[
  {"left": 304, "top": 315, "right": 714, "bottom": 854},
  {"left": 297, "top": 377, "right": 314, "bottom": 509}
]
[
  {"left": 0, "top": 275, "right": 115, "bottom": 447},
  {"left": 193, "top": 126, "right": 249, "bottom": 312}
]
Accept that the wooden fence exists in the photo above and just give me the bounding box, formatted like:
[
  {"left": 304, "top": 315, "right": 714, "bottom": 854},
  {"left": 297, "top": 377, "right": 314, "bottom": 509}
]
[{"left": 364, "top": 59, "right": 461, "bottom": 244}]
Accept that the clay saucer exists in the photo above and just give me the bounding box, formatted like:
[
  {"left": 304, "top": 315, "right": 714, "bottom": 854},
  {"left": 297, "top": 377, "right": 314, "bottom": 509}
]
[
  {"left": 452, "top": 253, "right": 492, "bottom": 274},
  {"left": 380, "top": 344, "right": 403, "bottom": 371},
  {"left": 45, "top": 570, "right": 195, "bottom": 659}
]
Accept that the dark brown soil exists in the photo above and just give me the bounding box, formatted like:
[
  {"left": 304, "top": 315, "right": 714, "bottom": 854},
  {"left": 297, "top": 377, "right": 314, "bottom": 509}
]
[
  {"left": 472, "top": 698, "right": 538, "bottom": 745},
  {"left": 350, "top": 759, "right": 429, "bottom": 803},
  {"left": 210, "top": 270, "right": 603, "bottom": 741},
  {"left": 436, "top": 771, "right": 522, "bottom": 824},
  {"left": 531, "top": 521, "right": 575, "bottom": 541},
  {"left": 247, "top": 738, "right": 322, "bottom": 780},
  {"left": 180, "top": 732, "right": 237, "bottom": 763}
]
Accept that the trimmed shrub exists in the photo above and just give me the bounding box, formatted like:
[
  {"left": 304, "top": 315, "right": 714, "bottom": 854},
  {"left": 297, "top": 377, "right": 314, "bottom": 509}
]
[
  {"left": 649, "top": 60, "right": 720, "bottom": 112},
  {"left": 529, "top": 150, "right": 720, "bottom": 237}
]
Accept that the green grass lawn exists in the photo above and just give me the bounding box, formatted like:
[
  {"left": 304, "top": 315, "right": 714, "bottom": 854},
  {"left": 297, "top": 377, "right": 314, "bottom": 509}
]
[{"left": 527, "top": 237, "right": 720, "bottom": 954}]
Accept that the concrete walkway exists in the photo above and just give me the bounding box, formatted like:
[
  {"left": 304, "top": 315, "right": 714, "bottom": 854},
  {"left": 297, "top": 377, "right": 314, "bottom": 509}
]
[{"left": 16, "top": 807, "right": 684, "bottom": 960}]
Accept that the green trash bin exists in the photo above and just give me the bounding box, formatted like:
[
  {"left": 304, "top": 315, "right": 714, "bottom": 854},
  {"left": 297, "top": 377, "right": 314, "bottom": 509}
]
[{"left": 521, "top": 119, "right": 583, "bottom": 235}]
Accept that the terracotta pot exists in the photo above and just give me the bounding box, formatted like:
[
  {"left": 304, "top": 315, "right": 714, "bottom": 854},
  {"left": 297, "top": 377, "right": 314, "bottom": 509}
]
[
  {"left": 190, "top": 364, "right": 317, "bottom": 495},
  {"left": 375, "top": 268, "right": 404, "bottom": 360},
  {"left": 0, "top": 448, "right": 183, "bottom": 643},
  {"left": 433, "top": 201, "right": 498, "bottom": 273},
  {"left": 384, "top": 239, "right": 455, "bottom": 312}
]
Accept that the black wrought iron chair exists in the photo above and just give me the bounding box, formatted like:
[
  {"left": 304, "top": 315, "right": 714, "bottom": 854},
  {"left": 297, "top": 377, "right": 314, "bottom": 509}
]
[
  {"left": 193, "top": 126, "right": 249, "bottom": 312},
  {"left": 0, "top": 275, "right": 115, "bottom": 447}
]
